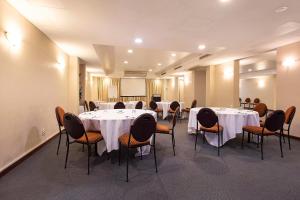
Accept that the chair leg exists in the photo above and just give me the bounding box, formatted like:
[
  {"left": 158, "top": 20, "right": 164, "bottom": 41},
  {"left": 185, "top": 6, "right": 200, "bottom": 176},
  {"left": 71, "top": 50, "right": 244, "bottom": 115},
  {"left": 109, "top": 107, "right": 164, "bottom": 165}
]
[
  {"left": 260, "top": 135, "right": 264, "bottom": 160},
  {"left": 288, "top": 130, "right": 291, "bottom": 150},
  {"left": 153, "top": 144, "right": 158, "bottom": 173},
  {"left": 221, "top": 131, "right": 224, "bottom": 146},
  {"left": 241, "top": 130, "right": 245, "bottom": 149},
  {"left": 171, "top": 133, "right": 176, "bottom": 156},
  {"left": 88, "top": 145, "right": 91, "bottom": 175},
  {"left": 280, "top": 131, "right": 284, "bottom": 158},
  {"left": 283, "top": 133, "right": 286, "bottom": 143},
  {"left": 194, "top": 132, "right": 198, "bottom": 150},
  {"left": 126, "top": 147, "right": 129, "bottom": 182},
  {"left": 217, "top": 133, "right": 220, "bottom": 156},
  {"left": 95, "top": 143, "right": 98, "bottom": 156},
  {"left": 118, "top": 142, "right": 121, "bottom": 166},
  {"left": 64, "top": 142, "right": 69, "bottom": 169},
  {"left": 56, "top": 131, "right": 62, "bottom": 155},
  {"left": 140, "top": 147, "right": 143, "bottom": 160},
  {"left": 247, "top": 132, "right": 250, "bottom": 143}
]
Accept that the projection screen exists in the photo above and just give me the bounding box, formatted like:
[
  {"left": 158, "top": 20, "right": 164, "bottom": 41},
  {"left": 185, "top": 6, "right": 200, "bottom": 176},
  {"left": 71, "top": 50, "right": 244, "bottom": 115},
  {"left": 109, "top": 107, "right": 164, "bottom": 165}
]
[{"left": 120, "top": 78, "right": 146, "bottom": 96}]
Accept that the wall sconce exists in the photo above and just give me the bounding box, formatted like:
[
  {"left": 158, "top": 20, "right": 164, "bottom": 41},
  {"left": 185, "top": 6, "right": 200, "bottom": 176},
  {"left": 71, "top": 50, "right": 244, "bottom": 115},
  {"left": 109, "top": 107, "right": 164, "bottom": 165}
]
[
  {"left": 104, "top": 77, "right": 110, "bottom": 85},
  {"left": 258, "top": 79, "right": 265, "bottom": 89},
  {"left": 282, "top": 57, "right": 296, "bottom": 69},
  {"left": 4, "top": 31, "right": 22, "bottom": 47},
  {"left": 224, "top": 68, "right": 233, "bottom": 80}
]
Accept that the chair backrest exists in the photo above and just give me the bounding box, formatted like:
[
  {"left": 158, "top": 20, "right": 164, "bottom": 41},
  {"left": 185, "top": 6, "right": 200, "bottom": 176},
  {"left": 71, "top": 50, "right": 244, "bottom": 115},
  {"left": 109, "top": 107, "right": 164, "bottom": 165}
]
[
  {"left": 191, "top": 99, "right": 197, "bottom": 108},
  {"left": 84, "top": 100, "right": 89, "bottom": 111},
  {"left": 264, "top": 110, "right": 285, "bottom": 132},
  {"left": 170, "top": 101, "right": 180, "bottom": 111},
  {"left": 253, "top": 103, "right": 268, "bottom": 117},
  {"left": 135, "top": 101, "right": 143, "bottom": 109},
  {"left": 171, "top": 107, "right": 180, "bottom": 128},
  {"left": 89, "top": 101, "right": 97, "bottom": 111},
  {"left": 63, "top": 113, "right": 86, "bottom": 140},
  {"left": 55, "top": 106, "right": 65, "bottom": 127},
  {"left": 245, "top": 98, "right": 251, "bottom": 103},
  {"left": 149, "top": 101, "right": 158, "bottom": 110},
  {"left": 130, "top": 113, "right": 156, "bottom": 142},
  {"left": 197, "top": 108, "right": 218, "bottom": 128},
  {"left": 114, "top": 102, "right": 126, "bottom": 109},
  {"left": 254, "top": 98, "right": 260, "bottom": 104},
  {"left": 285, "top": 106, "right": 296, "bottom": 125}
]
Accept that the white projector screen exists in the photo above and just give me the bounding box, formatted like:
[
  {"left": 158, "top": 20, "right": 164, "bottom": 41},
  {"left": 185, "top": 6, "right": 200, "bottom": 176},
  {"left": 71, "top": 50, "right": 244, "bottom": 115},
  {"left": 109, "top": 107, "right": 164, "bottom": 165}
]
[{"left": 120, "top": 78, "right": 146, "bottom": 96}]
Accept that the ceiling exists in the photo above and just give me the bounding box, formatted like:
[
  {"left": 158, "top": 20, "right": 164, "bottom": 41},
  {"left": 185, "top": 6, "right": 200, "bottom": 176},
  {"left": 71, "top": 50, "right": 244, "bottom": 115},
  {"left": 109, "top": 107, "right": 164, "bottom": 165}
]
[{"left": 7, "top": 0, "right": 300, "bottom": 75}]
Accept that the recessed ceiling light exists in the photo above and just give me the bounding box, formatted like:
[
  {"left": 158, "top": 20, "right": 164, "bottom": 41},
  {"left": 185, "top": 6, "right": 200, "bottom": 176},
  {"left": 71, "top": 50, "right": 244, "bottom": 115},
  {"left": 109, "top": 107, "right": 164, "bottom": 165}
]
[
  {"left": 220, "top": 0, "right": 231, "bottom": 3},
  {"left": 198, "top": 44, "right": 206, "bottom": 50},
  {"left": 149, "top": 69, "right": 153, "bottom": 72},
  {"left": 157, "top": 63, "right": 162, "bottom": 66},
  {"left": 248, "top": 69, "right": 253, "bottom": 72},
  {"left": 134, "top": 38, "right": 143, "bottom": 44},
  {"left": 127, "top": 49, "right": 133, "bottom": 53},
  {"left": 275, "top": 6, "right": 288, "bottom": 13},
  {"left": 123, "top": 60, "right": 128, "bottom": 64},
  {"left": 171, "top": 53, "right": 176, "bottom": 57}
]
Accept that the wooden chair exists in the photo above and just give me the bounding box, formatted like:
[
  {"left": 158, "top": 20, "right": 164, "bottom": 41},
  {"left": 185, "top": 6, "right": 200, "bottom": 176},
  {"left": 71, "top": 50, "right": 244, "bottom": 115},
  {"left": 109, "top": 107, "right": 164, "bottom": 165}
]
[
  {"left": 135, "top": 101, "right": 143, "bottom": 109},
  {"left": 149, "top": 101, "right": 163, "bottom": 117},
  {"left": 63, "top": 113, "right": 103, "bottom": 174},
  {"left": 195, "top": 108, "right": 223, "bottom": 156},
  {"left": 156, "top": 107, "right": 180, "bottom": 156},
  {"left": 114, "top": 102, "right": 126, "bottom": 109},
  {"left": 84, "top": 100, "right": 89, "bottom": 112},
  {"left": 283, "top": 106, "right": 296, "bottom": 150},
  {"left": 89, "top": 101, "right": 98, "bottom": 111},
  {"left": 118, "top": 113, "right": 157, "bottom": 182},
  {"left": 55, "top": 106, "right": 66, "bottom": 155},
  {"left": 182, "top": 99, "right": 197, "bottom": 119},
  {"left": 241, "top": 98, "right": 251, "bottom": 109},
  {"left": 242, "top": 110, "right": 285, "bottom": 160}
]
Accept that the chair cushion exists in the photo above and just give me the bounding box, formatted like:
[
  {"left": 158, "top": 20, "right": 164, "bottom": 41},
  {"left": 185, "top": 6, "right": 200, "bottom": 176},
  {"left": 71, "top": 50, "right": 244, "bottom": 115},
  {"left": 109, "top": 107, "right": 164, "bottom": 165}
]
[
  {"left": 182, "top": 108, "right": 190, "bottom": 112},
  {"left": 76, "top": 131, "right": 103, "bottom": 143},
  {"left": 156, "top": 124, "right": 170, "bottom": 134},
  {"left": 118, "top": 133, "right": 150, "bottom": 147},
  {"left": 200, "top": 125, "right": 223, "bottom": 133},
  {"left": 155, "top": 108, "right": 163, "bottom": 112},
  {"left": 243, "top": 126, "right": 274, "bottom": 135}
]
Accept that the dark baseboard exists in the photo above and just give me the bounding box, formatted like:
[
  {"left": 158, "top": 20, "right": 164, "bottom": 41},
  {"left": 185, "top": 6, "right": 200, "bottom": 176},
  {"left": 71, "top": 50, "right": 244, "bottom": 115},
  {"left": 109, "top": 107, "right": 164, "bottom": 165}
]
[
  {"left": 0, "top": 132, "right": 58, "bottom": 177},
  {"left": 285, "top": 134, "right": 300, "bottom": 140}
]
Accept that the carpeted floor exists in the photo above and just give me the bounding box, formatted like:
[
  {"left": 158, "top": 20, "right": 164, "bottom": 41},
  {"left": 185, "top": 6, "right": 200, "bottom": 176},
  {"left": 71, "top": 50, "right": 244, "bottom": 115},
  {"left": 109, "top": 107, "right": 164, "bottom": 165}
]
[{"left": 1, "top": 120, "right": 300, "bottom": 200}]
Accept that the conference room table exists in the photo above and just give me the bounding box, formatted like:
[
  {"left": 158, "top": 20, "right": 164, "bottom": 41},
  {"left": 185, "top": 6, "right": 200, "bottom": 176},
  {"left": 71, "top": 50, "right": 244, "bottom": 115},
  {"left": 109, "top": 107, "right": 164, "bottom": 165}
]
[
  {"left": 95, "top": 101, "right": 146, "bottom": 110},
  {"left": 156, "top": 101, "right": 184, "bottom": 119},
  {"left": 79, "top": 109, "right": 157, "bottom": 155},
  {"left": 188, "top": 107, "right": 260, "bottom": 146}
]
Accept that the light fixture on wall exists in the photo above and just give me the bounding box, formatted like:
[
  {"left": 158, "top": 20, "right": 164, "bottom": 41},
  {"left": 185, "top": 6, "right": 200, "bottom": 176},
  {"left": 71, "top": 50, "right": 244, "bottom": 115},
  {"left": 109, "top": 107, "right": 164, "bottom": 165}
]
[
  {"left": 4, "top": 31, "right": 22, "bottom": 47},
  {"left": 282, "top": 57, "right": 296, "bottom": 69},
  {"left": 258, "top": 79, "right": 265, "bottom": 89},
  {"left": 224, "top": 68, "right": 233, "bottom": 80}
]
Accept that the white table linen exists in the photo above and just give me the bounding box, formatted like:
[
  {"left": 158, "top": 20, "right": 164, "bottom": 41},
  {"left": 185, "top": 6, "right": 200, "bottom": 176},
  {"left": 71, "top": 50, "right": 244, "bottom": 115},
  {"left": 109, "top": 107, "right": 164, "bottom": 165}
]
[
  {"left": 156, "top": 101, "right": 184, "bottom": 119},
  {"left": 79, "top": 109, "right": 157, "bottom": 155},
  {"left": 188, "top": 107, "right": 260, "bottom": 147}
]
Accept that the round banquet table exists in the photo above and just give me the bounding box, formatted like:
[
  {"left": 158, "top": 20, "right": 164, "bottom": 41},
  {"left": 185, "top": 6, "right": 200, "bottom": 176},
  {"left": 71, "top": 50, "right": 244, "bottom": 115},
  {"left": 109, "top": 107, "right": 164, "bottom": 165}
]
[
  {"left": 95, "top": 101, "right": 146, "bottom": 110},
  {"left": 79, "top": 109, "right": 157, "bottom": 155},
  {"left": 188, "top": 107, "right": 260, "bottom": 147},
  {"left": 156, "top": 101, "right": 184, "bottom": 119}
]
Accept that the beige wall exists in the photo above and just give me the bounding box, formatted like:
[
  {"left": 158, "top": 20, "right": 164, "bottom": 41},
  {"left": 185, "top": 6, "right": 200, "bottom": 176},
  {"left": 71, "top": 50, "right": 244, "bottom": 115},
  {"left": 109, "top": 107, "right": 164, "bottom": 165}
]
[
  {"left": 194, "top": 70, "right": 206, "bottom": 107},
  {"left": 240, "top": 76, "right": 276, "bottom": 109},
  {"left": 277, "top": 41, "right": 300, "bottom": 137},
  {"left": 0, "top": 1, "right": 79, "bottom": 172},
  {"left": 206, "top": 61, "right": 240, "bottom": 107},
  {"left": 165, "top": 78, "right": 179, "bottom": 101}
]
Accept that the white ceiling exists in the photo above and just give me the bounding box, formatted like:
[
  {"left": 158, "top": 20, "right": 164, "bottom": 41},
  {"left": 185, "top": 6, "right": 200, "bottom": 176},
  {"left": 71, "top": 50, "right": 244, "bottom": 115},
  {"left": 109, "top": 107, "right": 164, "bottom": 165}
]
[{"left": 7, "top": 0, "right": 300, "bottom": 74}]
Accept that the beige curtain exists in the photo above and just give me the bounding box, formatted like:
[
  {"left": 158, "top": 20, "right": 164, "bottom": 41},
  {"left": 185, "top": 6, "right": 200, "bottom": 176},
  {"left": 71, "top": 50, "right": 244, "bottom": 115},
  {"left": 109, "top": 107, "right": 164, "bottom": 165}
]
[{"left": 94, "top": 77, "right": 120, "bottom": 102}]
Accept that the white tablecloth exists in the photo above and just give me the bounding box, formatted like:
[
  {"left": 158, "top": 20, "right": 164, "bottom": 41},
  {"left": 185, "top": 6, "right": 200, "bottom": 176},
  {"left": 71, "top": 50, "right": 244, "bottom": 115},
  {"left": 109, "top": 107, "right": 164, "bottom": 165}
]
[
  {"left": 79, "top": 109, "right": 157, "bottom": 155},
  {"left": 156, "top": 101, "right": 184, "bottom": 119},
  {"left": 95, "top": 101, "right": 146, "bottom": 110},
  {"left": 188, "top": 107, "right": 260, "bottom": 146}
]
